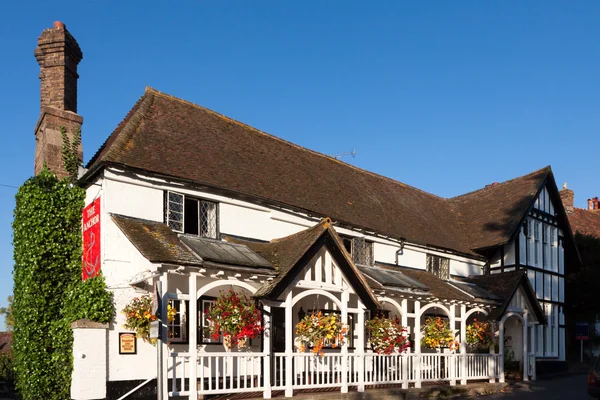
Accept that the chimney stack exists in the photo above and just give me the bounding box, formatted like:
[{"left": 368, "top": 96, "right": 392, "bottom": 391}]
[
  {"left": 33, "top": 21, "right": 83, "bottom": 179},
  {"left": 588, "top": 197, "right": 600, "bottom": 211},
  {"left": 560, "top": 182, "right": 574, "bottom": 213}
]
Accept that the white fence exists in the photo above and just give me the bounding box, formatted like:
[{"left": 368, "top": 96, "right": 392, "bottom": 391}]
[{"left": 168, "top": 352, "right": 502, "bottom": 398}]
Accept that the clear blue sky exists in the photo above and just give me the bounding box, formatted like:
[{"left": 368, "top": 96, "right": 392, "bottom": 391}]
[{"left": 1, "top": 1, "right": 599, "bottom": 329}]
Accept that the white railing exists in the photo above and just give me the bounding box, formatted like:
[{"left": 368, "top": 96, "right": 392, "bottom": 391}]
[
  {"left": 169, "top": 352, "right": 266, "bottom": 397},
  {"left": 364, "top": 353, "right": 410, "bottom": 385},
  {"left": 168, "top": 352, "right": 502, "bottom": 398}
]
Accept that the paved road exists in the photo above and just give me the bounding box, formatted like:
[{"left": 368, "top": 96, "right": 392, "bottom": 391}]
[{"left": 477, "top": 374, "right": 594, "bottom": 400}]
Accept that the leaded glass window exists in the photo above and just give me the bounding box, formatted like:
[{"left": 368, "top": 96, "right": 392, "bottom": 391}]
[
  {"left": 165, "top": 191, "right": 218, "bottom": 239},
  {"left": 426, "top": 254, "right": 450, "bottom": 280}
]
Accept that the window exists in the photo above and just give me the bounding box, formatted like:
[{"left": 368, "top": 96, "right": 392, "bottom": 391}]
[
  {"left": 167, "top": 300, "right": 188, "bottom": 343},
  {"left": 527, "top": 219, "right": 535, "bottom": 266},
  {"left": 200, "top": 297, "right": 221, "bottom": 343},
  {"left": 340, "top": 236, "right": 374, "bottom": 266},
  {"left": 543, "top": 225, "right": 550, "bottom": 269},
  {"left": 165, "top": 191, "right": 218, "bottom": 238},
  {"left": 534, "top": 222, "right": 542, "bottom": 267},
  {"left": 426, "top": 254, "right": 450, "bottom": 280}
]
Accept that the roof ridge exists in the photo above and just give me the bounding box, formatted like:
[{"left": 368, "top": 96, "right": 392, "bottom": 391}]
[
  {"left": 448, "top": 165, "right": 551, "bottom": 201},
  {"left": 146, "top": 87, "right": 446, "bottom": 201}
]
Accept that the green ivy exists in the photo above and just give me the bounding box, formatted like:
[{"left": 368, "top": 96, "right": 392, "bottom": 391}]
[
  {"left": 64, "top": 274, "right": 115, "bottom": 324},
  {"left": 11, "top": 167, "right": 113, "bottom": 400}
]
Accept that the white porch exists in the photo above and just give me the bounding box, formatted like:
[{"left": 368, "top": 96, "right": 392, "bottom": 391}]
[{"left": 157, "top": 248, "right": 540, "bottom": 399}]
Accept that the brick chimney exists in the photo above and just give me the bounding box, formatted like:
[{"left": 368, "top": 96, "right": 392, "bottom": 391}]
[
  {"left": 560, "top": 182, "right": 574, "bottom": 213},
  {"left": 33, "top": 21, "right": 83, "bottom": 179},
  {"left": 588, "top": 197, "right": 600, "bottom": 211}
]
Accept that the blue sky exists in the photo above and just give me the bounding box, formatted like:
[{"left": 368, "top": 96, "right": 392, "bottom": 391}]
[{"left": 0, "top": 1, "right": 599, "bottom": 329}]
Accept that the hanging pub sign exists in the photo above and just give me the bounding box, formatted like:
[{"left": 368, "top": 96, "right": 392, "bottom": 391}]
[{"left": 82, "top": 197, "right": 101, "bottom": 281}]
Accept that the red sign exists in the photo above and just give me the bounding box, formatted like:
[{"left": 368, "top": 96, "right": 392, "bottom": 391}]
[{"left": 82, "top": 198, "right": 101, "bottom": 280}]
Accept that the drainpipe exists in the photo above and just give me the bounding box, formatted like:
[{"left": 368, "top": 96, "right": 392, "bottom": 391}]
[{"left": 395, "top": 239, "right": 406, "bottom": 265}]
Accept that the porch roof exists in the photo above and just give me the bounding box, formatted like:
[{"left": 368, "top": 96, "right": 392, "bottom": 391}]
[
  {"left": 227, "top": 218, "right": 381, "bottom": 309},
  {"left": 460, "top": 271, "right": 545, "bottom": 322},
  {"left": 111, "top": 214, "right": 274, "bottom": 271}
]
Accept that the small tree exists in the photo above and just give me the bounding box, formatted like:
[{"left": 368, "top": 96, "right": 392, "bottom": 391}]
[{"left": 0, "top": 296, "right": 14, "bottom": 331}]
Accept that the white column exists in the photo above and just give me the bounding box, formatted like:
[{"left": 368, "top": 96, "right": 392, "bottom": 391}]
[
  {"left": 160, "top": 273, "right": 169, "bottom": 399},
  {"left": 414, "top": 300, "right": 422, "bottom": 389},
  {"left": 401, "top": 299, "right": 408, "bottom": 389},
  {"left": 523, "top": 313, "right": 529, "bottom": 382},
  {"left": 488, "top": 344, "right": 496, "bottom": 383},
  {"left": 188, "top": 274, "right": 198, "bottom": 400},
  {"left": 284, "top": 290, "right": 293, "bottom": 398},
  {"left": 530, "top": 324, "right": 537, "bottom": 381},
  {"left": 449, "top": 305, "right": 456, "bottom": 386},
  {"left": 499, "top": 319, "right": 505, "bottom": 383},
  {"left": 460, "top": 305, "right": 467, "bottom": 385},
  {"left": 341, "top": 291, "right": 349, "bottom": 394},
  {"left": 263, "top": 304, "right": 272, "bottom": 399},
  {"left": 356, "top": 302, "right": 365, "bottom": 393}
]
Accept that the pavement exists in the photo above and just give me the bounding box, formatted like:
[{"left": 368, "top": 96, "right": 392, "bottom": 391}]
[
  {"left": 211, "top": 373, "right": 593, "bottom": 399},
  {"left": 474, "top": 373, "right": 593, "bottom": 399}
]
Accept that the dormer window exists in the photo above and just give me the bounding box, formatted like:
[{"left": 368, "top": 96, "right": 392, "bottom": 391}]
[
  {"left": 165, "top": 191, "right": 218, "bottom": 238},
  {"left": 426, "top": 254, "right": 449, "bottom": 280}
]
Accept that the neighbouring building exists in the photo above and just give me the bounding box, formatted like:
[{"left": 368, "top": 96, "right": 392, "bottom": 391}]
[
  {"left": 560, "top": 185, "right": 600, "bottom": 239},
  {"left": 32, "top": 22, "right": 580, "bottom": 400}
]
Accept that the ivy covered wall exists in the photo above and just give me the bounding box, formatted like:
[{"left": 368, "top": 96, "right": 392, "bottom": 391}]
[{"left": 12, "top": 168, "right": 113, "bottom": 400}]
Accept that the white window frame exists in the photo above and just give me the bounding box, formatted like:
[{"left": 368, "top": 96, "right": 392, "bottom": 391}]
[
  {"left": 166, "top": 191, "right": 219, "bottom": 238},
  {"left": 200, "top": 298, "right": 222, "bottom": 344},
  {"left": 167, "top": 299, "right": 187, "bottom": 343}
]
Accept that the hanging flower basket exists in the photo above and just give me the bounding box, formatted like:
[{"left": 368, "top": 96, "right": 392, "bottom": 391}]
[
  {"left": 205, "top": 290, "right": 264, "bottom": 350},
  {"left": 122, "top": 296, "right": 158, "bottom": 344},
  {"left": 421, "top": 316, "right": 459, "bottom": 351},
  {"left": 366, "top": 314, "right": 410, "bottom": 354},
  {"left": 295, "top": 311, "right": 349, "bottom": 356},
  {"left": 466, "top": 318, "right": 496, "bottom": 350}
]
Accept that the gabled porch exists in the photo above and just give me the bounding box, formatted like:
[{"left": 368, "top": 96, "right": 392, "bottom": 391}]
[{"left": 111, "top": 215, "right": 543, "bottom": 399}]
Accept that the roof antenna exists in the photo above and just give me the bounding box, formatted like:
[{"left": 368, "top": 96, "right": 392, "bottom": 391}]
[{"left": 330, "top": 148, "right": 357, "bottom": 160}]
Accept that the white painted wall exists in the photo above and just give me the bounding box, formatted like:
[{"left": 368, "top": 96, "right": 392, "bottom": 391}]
[
  {"left": 71, "top": 325, "right": 108, "bottom": 400},
  {"left": 80, "top": 168, "right": 498, "bottom": 383}
]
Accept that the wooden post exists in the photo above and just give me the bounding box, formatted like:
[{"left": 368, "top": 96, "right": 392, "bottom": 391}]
[
  {"left": 341, "top": 291, "right": 349, "bottom": 394},
  {"left": 530, "top": 324, "right": 537, "bottom": 381},
  {"left": 414, "top": 300, "right": 422, "bottom": 389},
  {"left": 263, "top": 304, "right": 272, "bottom": 399},
  {"left": 357, "top": 302, "right": 365, "bottom": 393},
  {"left": 522, "top": 313, "right": 529, "bottom": 381},
  {"left": 401, "top": 299, "right": 408, "bottom": 389},
  {"left": 188, "top": 274, "right": 198, "bottom": 400},
  {"left": 449, "top": 305, "right": 456, "bottom": 386},
  {"left": 160, "top": 273, "right": 169, "bottom": 399},
  {"left": 488, "top": 344, "right": 496, "bottom": 383},
  {"left": 499, "top": 319, "right": 505, "bottom": 383},
  {"left": 460, "top": 305, "right": 467, "bottom": 385},
  {"left": 284, "top": 290, "right": 293, "bottom": 398}
]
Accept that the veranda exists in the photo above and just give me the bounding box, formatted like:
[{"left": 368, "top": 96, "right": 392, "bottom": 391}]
[{"left": 159, "top": 245, "right": 538, "bottom": 399}]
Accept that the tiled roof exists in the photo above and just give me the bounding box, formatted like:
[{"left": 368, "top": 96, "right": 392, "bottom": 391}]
[
  {"left": 389, "top": 266, "right": 494, "bottom": 304},
  {"left": 461, "top": 271, "right": 545, "bottom": 322},
  {"left": 111, "top": 214, "right": 202, "bottom": 267},
  {"left": 448, "top": 167, "right": 550, "bottom": 251},
  {"left": 0, "top": 332, "right": 12, "bottom": 354},
  {"left": 568, "top": 208, "right": 600, "bottom": 238},
  {"left": 86, "top": 87, "right": 554, "bottom": 256},
  {"left": 228, "top": 219, "right": 380, "bottom": 308}
]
